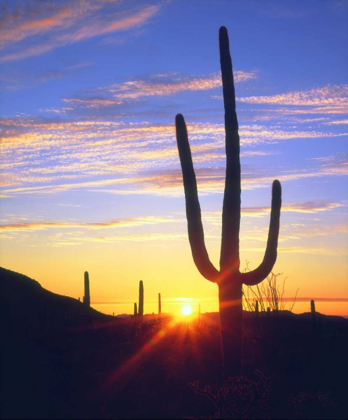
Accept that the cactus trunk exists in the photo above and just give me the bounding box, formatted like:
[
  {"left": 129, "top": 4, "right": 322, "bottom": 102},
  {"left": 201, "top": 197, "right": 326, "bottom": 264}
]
[
  {"left": 139, "top": 280, "right": 144, "bottom": 317},
  {"left": 175, "top": 26, "right": 281, "bottom": 377},
  {"left": 158, "top": 293, "right": 161, "bottom": 315},
  {"left": 219, "top": 279, "right": 243, "bottom": 375},
  {"left": 83, "top": 271, "right": 90, "bottom": 307},
  {"left": 134, "top": 302, "right": 137, "bottom": 316}
]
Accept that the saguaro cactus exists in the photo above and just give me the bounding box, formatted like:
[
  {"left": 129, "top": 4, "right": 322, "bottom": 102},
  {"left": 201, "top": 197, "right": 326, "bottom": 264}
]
[
  {"left": 158, "top": 293, "right": 161, "bottom": 315},
  {"left": 311, "top": 299, "right": 316, "bottom": 332},
  {"left": 139, "top": 280, "right": 144, "bottom": 317},
  {"left": 175, "top": 26, "right": 282, "bottom": 376},
  {"left": 134, "top": 302, "right": 137, "bottom": 316},
  {"left": 83, "top": 271, "right": 90, "bottom": 307}
]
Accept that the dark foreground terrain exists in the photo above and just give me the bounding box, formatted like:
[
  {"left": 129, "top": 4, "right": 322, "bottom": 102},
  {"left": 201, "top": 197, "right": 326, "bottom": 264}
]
[{"left": 1, "top": 267, "right": 348, "bottom": 419}]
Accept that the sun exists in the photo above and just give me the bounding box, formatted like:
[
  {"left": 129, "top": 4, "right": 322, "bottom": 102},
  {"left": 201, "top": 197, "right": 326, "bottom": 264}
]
[{"left": 181, "top": 305, "right": 193, "bottom": 316}]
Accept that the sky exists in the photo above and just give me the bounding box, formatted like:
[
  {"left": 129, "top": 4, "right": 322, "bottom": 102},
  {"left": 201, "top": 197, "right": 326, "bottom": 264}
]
[{"left": 0, "top": 0, "right": 347, "bottom": 316}]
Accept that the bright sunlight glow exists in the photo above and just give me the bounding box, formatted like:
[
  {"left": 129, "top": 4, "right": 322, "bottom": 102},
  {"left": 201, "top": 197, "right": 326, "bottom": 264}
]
[{"left": 181, "top": 305, "right": 193, "bottom": 316}]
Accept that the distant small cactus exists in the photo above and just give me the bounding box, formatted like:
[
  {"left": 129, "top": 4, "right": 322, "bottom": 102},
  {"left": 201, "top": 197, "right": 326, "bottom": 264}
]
[
  {"left": 134, "top": 302, "right": 137, "bottom": 316},
  {"left": 311, "top": 299, "right": 316, "bottom": 332},
  {"left": 158, "top": 293, "right": 161, "bottom": 315},
  {"left": 83, "top": 271, "right": 90, "bottom": 307},
  {"left": 139, "top": 280, "right": 144, "bottom": 317}
]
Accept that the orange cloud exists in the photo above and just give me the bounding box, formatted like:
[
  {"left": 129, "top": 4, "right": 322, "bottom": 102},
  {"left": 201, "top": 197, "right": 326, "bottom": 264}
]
[
  {"left": 324, "top": 119, "right": 348, "bottom": 125},
  {"left": 62, "top": 97, "right": 122, "bottom": 108},
  {"left": 106, "top": 71, "right": 256, "bottom": 99},
  {"left": 1, "top": 115, "right": 347, "bottom": 197},
  {"left": 0, "top": 215, "right": 179, "bottom": 232},
  {"left": 0, "top": 3, "right": 160, "bottom": 62},
  {"left": 240, "top": 201, "right": 344, "bottom": 217},
  {"left": 0, "top": 2, "right": 94, "bottom": 48}
]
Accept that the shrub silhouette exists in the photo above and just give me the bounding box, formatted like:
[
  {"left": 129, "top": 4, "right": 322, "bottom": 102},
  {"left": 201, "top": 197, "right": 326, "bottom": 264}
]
[
  {"left": 175, "top": 26, "right": 282, "bottom": 376},
  {"left": 188, "top": 370, "right": 271, "bottom": 419},
  {"left": 242, "top": 270, "right": 298, "bottom": 313}
]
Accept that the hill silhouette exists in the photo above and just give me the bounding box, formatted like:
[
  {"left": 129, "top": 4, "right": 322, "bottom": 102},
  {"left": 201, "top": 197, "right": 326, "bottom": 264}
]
[
  {"left": 1, "top": 266, "right": 114, "bottom": 418},
  {"left": 0, "top": 266, "right": 112, "bottom": 329}
]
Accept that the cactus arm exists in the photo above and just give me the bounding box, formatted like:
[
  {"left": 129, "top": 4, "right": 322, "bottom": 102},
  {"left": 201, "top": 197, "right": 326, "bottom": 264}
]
[
  {"left": 219, "top": 26, "right": 241, "bottom": 274},
  {"left": 242, "top": 180, "right": 282, "bottom": 286},
  {"left": 175, "top": 114, "right": 219, "bottom": 282}
]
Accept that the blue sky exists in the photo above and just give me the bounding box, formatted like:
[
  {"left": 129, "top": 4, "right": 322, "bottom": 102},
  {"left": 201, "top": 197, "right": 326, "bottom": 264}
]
[{"left": 0, "top": 0, "right": 347, "bottom": 315}]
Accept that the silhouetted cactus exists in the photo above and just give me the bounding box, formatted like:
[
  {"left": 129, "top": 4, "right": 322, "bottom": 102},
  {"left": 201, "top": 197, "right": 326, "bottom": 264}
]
[
  {"left": 311, "top": 299, "right": 316, "bottom": 333},
  {"left": 255, "top": 300, "right": 259, "bottom": 314},
  {"left": 175, "top": 26, "right": 282, "bottom": 376},
  {"left": 158, "top": 293, "right": 161, "bottom": 315},
  {"left": 134, "top": 302, "right": 137, "bottom": 316},
  {"left": 83, "top": 271, "right": 90, "bottom": 307},
  {"left": 139, "top": 280, "right": 144, "bottom": 317}
]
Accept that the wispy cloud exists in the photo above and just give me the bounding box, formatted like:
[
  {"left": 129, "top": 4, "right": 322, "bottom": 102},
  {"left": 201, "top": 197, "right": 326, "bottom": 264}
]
[
  {"left": 201, "top": 202, "right": 345, "bottom": 225},
  {"left": 324, "top": 119, "right": 348, "bottom": 125},
  {"left": 1, "top": 113, "right": 347, "bottom": 197},
  {"left": 277, "top": 247, "right": 347, "bottom": 255},
  {"left": 58, "top": 70, "right": 256, "bottom": 110},
  {"left": 104, "top": 71, "right": 257, "bottom": 100},
  {"left": 1, "top": 61, "right": 93, "bottom": 91},
  {"left": 0, "top": 1, "right": 161, "bottom": 61},
  {"left": 0, "top": 0, "right": 96, "bottom": 48},
  {"left": 239, "top": 85, "right": 348, "bottom": 107},
  {"left": 63, "top": 97, "right": 122, "bottom": 108},
  {"left": 0, "top": 215, "right": 179, "bottom": 232},
  {"left": 241, "top": 201, "right": 344, "bottom": 217}
]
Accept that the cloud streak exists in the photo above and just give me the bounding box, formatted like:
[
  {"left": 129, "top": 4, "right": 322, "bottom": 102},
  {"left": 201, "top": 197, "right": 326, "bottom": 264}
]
[
  {"left": 0, "top": 215, "right": 179, "bottom": 232},
  {"left": 0, "top": 2, "right": 160, "bottom": 61},
  {"left": 105, "top": 71, "right": 257, "bottom": 100},
  {"left": 239, "top": 85, "right": 348, "bottom": 108},
  {"left": 1, "top": 113, "right": 347, "bottom": 198}
]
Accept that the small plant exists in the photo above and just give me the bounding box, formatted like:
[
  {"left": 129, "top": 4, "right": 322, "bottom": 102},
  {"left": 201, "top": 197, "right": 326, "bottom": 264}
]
[
  {"left": 289, "top": 389, "right": 336, "bottom": 419},
  {"left": 188, "top": 370, "right": 271, "bottom": 419},
  {"left": 242, "top": 263, "right": 299, "bottom": 313}
]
